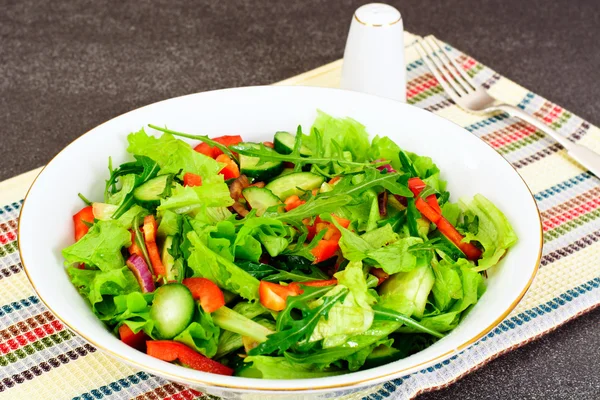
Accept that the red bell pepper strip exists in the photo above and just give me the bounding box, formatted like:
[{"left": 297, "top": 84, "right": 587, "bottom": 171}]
[
  {"left": 182, "top": 278, "right": 225, "bottom": 313},
  {"left": 311, "top": 239, "right": 340, "bottom": 264},
  {"left": 128, "top": 230, "right": 143, "bottom": 257},
  {"left": 414, "top": 197, "right": 441, "bottom": 223},
  {"left": 408, "top": 177, "right": 442, "bottom": 214},
  {"left": 193, "top": 142, "right": 216, "bottom": 158},
  {"left": 119, "top": 324, "right": 148, "bottom": 352},
  {"left": 436, "top": 217, "right": 482, "bottom": 260},
  {"left": 183, "top": 172, "right": 203, "bottom": 187},
  {"left": 370, "top": 268, "right": 389, "bottom": 285},
  {"left": 215, "top": 154, "right": 240, "bottom": 180},
  {"left": 263, "top": 141, "right": 275, "bottom": 148},
  {"left": 193, "top": 135, "right": 243, "bottom": 159},
  {"left": 143, "top": 215, "right": 167, "bottom": 280},
  {"left": 146, "top": 341, "right": 233, "bottom": 375},
  {"left": 73, "top": 206, "right": 94, "bottom": 241},
  {"left": 288, "top": 279, "right": 337, "bottom": 293},
  {"left": 284, "top": 195, "right": 305, "bottom": 211},
  {"left": 408, "top": 178, "right": 482, "bottom": 260},
  {"left": 259, "top": 281, "right": 302, "bottom": 311}
]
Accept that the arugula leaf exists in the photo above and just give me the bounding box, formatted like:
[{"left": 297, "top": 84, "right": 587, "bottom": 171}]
[
  {"left": 283, "top": 320, "right": 401, "bottom": 370},
  {"left": 104, "top": 155, "right": 161, "bottom": 219},
  {"left": 406, "top": 198, "right": 421, "bottom": 237},
  {"left": 249, "top": 286, "right": 348, "bottom": 356},
  {"left": 319, "top": 169, "right": 412, "bottom": 200},
  {"left": 237, "top": 260, "right": 327, "bottom": 282},
  {"left": 282, "top": 228, "right": 327, "bottom": 262},
  {"left": 399, "top": 150, "right": 418, "bottom": 177},
  {"left": 372, "top": 306, "right": 444, "bottom": 338},
  {"left": 62, "top": 220, "right": 131, "bottom": 271},
  {"left": 271, "top": 195, "right": 353, "bottom": 225},
  {"left": 231, "top": 142, "right": 374, "bottom": 173}
]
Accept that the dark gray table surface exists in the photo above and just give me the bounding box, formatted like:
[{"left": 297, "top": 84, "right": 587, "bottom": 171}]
[{"left": 1, "top": 0, "right": 599, "bottom": 398}]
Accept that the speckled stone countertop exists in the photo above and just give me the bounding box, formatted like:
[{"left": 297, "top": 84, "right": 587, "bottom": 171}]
[{"left": 1, "top": 0, "right": 599, "bottom": 398}]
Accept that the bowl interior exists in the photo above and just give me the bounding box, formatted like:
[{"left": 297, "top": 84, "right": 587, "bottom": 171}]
[{"left": 19, "top": 86, "right": 541, "bottom": 393}]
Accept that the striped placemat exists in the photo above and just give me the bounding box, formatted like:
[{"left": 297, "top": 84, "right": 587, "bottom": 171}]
[{"left": 1, "top": 32, "right": 599, "bottom": 400}]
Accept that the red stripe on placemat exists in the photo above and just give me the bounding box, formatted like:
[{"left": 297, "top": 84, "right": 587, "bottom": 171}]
[
  {"left": 407, "top": 75, "right": 440, "bottom": 99},
  {"left": 481, "top": 122, "right": 538, "bottom": 149},
  {"left": 0, "top": 320, "right": 64, "bottom": 354},
  {"left": 133, "top": 382, "right": 202, "bottom": 400},
  {"left": 541, "top": 188, "right": 600, "bottom": 231}
]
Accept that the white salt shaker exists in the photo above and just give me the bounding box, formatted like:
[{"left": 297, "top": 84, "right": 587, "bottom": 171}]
[{"left": 340, "top": 3, "right": 406, "bottom": 102}]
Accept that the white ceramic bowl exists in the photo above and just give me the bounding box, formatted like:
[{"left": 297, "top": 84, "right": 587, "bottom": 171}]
[{"left": 19, "top": 86, "right": 541, "bottom": 399}]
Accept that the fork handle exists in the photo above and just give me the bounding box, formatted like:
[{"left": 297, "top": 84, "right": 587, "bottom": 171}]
[{"left": 497, "top": 104, "right": 600, "bottom": 178}]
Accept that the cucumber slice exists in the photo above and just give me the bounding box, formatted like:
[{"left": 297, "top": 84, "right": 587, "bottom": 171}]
[
  {"left": 242, "top": 187, "right": 281, "bottom": 216},
  {"left": 133, "top": 175, "right": 173, "bottom": 202},
  {"left": 239, "top": 143, "right": 283, "bottom": 181},
  {"left": 150, "top": 283, "right": 195, "bottom": 339},
  {"left": 161, "top": 236, "right": 183, "bottom": 283},
  {"left": 265, "top": 172, "right": 325, "bottom": 200},
  {"left": 273, "top": 132, "right": 312, "bottom": 156}
]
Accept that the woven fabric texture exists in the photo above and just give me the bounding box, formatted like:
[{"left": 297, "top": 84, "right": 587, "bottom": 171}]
[{"left": 0, "top": 33, "right": 598, "bottom": 400}]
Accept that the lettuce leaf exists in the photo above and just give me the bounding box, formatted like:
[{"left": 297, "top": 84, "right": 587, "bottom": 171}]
[
  {"left": 173, "top": 305, "right": 220, "bottom": 357},
  {"left": 310, "top": 262, "right": 376, "bottom": 348},
  {"left": 62, "top": 220, "right": 131, "bottom": 271},
  {"left": 369, "top": 135, "right": 401, "bottom": 170},
  {"left": 242, "top": 356, "right": 344, "bottom": 379},
  {"left": 366, "top": 237, "right": 424, "bottom": 274},
  {"left": 378, "top": 260, "right": 435, "bottom": 318},
  {"left": 431, "top": 261, "right": 463, "bottom": 312},
  {"left": 307, "top": 110, "right": 371, "bottom": 162},
  {"left": 234, "top": 217, "right": 291, "bottom": 261},
  {"left": 111, "top": 291, "right": 155, "bottom": 335},
  {"left": 107, "top": 174, "right": 136, "bottom": 206},
  {"left": 334, "top": 220, "right": 422, "bottom": 274},
  {"left": 127, "top": 129, "right": 223, "bottom": 180},
  {"left": 187, "top": 231, "right": 259, "bottom": 301},
  {"left": 459, "top": 194, "right": 518, "bottom": 271},
  {"left": 158, "top": 182, "right": 233, "bottom": 213},
  {"left": 67, "top": 266, "right": 140, "bottom": 317},
  {"left": 399, "top": 262, "right": 485, "bottom": 333}
]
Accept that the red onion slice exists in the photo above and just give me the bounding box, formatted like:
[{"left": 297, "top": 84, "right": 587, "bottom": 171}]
[{"left": 126, "top": 254, "right": 156, "bottom": 293}]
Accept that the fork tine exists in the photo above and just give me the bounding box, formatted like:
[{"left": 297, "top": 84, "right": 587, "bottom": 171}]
[
  {"left": 421, "top": 37, "right": 470, "bottom": 96},
  {"left": 415, "top": 39, "right": 465, "bottom": 100},
  {"left": 428, "top": 36, "right": 477, "bottom": 92}
]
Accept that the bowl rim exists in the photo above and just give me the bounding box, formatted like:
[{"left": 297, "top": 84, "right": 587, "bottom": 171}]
[{"left": 19, "top": 85, "right": 543, "bottom": 392}]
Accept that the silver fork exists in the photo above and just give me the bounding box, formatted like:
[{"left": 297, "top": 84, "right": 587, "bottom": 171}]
[{"left": 415, "top": 35, "right": 600, "bottom": 178}]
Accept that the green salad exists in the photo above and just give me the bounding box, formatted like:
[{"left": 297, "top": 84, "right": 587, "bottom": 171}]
[{"left": 63, "top": 111, "right": 517, "bottom": 378}]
